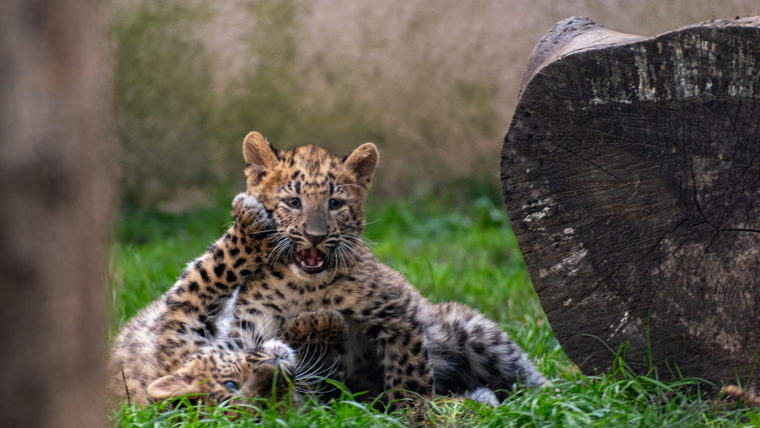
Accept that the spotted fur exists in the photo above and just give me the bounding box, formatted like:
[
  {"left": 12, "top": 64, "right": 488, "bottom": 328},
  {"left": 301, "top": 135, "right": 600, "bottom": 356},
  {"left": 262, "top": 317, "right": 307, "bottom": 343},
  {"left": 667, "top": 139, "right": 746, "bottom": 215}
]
[
  {"left": 224, "top": 132, "right": 545, "bottom": 409},
  {"left": 146, "top": 338, "right": 297, "bottom": 406},
  {"left": 425, "top": 302, "right": 545, "bottom": 402},
  {"left": 108, "top": 131, "right": 546, "bottom": 410},
  {"left": 107, "top": 194, "right": 345, "bottom": 406},
  {"left": 107, "top": 194, "right": 273, "bottom": 404},
  {"left": 147, "top": 309, "right": 349, "bottom": 408}
]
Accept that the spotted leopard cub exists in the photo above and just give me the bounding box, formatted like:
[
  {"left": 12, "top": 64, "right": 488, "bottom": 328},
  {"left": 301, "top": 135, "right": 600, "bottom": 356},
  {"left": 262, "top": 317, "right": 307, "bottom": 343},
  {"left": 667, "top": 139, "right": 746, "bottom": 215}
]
[
  {"left": 107, "top": 193, "right": 274, "bottom": 404},
  {"left": 147, "top": 337, "right": 297, "bottom": 406},
  {"left": 147, "top": 310, "right": 349, "bottom": 408},
  {"left": 226, "top": 132, "right": 546, "bottom": 409}
]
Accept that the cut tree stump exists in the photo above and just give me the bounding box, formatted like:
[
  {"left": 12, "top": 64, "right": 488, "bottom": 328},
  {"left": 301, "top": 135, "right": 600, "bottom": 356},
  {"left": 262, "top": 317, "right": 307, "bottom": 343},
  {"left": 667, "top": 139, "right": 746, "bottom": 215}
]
[{"left": 501, "top": 16, "right": 760, "bottom": 390}]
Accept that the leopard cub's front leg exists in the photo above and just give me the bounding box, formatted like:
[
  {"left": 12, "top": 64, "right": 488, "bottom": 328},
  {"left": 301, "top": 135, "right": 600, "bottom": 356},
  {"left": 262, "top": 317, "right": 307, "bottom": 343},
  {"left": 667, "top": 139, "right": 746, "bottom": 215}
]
[
  {"left": 108, "top": 193, "right": 275, "bottom": 403},
  {"left": 157, "top": 193, "right": 273, "bottom": 366}
]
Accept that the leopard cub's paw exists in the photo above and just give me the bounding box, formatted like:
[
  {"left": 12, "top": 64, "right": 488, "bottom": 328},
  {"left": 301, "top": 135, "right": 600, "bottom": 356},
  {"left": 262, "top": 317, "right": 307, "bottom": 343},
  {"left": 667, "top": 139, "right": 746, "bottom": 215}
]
[
  {"left": 260, "top": 338, "right": 296, "bottom": 369},
  {"left": 231, "top": 192, "right": 272, "bottom": 233},
  {"left": 281, "top": 310, "right": 348, "bottom": 347},
  {"left": 311, "top": 310, "right": 349, "bottom": 343}
]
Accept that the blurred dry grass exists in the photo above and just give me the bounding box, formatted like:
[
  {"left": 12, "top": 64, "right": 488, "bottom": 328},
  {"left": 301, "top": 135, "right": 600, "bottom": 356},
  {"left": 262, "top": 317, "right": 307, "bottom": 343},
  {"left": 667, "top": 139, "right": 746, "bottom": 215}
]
[{"left": 110, "top": 0, "right": 760, "bottom": 207}]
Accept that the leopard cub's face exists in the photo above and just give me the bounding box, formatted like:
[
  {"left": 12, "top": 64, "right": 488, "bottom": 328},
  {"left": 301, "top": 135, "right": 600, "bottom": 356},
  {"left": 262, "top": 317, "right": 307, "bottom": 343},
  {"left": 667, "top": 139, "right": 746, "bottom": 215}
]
[
  {"left": 147, "top": 339, "right": 296, "bottom": 407},
  {"left": 241, "top": 132, "right": 378, "bottom": 281}
]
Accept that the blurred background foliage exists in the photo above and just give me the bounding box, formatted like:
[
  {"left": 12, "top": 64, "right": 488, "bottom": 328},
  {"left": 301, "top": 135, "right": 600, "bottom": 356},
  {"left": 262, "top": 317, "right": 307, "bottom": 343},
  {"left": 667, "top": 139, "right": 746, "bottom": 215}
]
[{"left": 110, "top": 0, "right": 760, "bottom": 208}]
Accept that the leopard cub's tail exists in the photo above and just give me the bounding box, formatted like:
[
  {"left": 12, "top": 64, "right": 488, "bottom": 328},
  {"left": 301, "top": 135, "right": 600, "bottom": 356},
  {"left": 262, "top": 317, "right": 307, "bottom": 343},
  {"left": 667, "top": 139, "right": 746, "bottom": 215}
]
[{"left": 425, "top": 301, "right": 547, "bottom": 404}]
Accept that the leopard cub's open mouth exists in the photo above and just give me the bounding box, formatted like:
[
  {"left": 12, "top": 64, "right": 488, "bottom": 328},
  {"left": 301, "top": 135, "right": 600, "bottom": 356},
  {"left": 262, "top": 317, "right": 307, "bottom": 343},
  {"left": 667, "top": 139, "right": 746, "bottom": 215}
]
[{"left": 293, "top": 247, "right": 326, "bottom": 274}]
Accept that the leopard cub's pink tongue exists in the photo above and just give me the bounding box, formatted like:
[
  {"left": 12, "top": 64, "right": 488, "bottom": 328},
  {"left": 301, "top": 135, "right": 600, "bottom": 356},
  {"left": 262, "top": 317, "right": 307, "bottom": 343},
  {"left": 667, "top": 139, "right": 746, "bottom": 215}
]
[{"left": 298, "top": 247, "right": 322, "bottom": 266}]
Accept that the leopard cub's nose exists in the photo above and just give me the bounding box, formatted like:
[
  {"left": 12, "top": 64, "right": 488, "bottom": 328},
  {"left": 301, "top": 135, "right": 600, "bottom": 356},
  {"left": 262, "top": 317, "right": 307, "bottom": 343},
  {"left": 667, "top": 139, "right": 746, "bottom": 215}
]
[{"left": 304, "top": 230, "right": 327, "bottom": 245}]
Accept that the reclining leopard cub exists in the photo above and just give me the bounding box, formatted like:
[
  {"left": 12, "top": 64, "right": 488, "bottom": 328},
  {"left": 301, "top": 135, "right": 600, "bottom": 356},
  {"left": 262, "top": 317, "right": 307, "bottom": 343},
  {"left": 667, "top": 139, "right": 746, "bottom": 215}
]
[
  {"left": 107, "top": 193, "right": 347, "bottom": 407},
  {"left": 227, "top": 132, "right": 546, "bottom": 408},
  {"left": 144, "top": 308, "right": 348, "bottom": 407}
]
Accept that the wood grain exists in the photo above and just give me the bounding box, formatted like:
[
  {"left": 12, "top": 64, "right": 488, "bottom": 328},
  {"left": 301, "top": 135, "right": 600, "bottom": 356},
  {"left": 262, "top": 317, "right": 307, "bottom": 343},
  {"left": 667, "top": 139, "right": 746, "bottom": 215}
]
[{"left": 502, "top": 16, "right": 760, "bottom": 390}]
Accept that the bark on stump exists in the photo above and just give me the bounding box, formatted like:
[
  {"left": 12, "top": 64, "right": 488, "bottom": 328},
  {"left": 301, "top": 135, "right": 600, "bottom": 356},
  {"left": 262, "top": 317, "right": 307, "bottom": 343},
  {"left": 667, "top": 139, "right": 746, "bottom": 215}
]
[{"left": 501, "top": 16, "right": 760, "bottom": 390}]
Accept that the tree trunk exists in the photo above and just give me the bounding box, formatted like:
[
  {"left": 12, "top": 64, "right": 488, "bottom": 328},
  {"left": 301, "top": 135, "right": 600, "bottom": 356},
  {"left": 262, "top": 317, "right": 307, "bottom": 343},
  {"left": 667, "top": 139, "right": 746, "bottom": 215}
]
[
  {"left": 502, "top": 16, "right": 760, "bottom": 390},
  {"left": 0, "top": 1, "right": 113, "bottom": 427}
]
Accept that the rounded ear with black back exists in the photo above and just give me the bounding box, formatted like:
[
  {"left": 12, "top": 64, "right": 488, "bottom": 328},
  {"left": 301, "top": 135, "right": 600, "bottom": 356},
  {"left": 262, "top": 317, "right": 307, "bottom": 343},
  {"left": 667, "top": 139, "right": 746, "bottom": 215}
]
[
  {"left": 242, "top": 131, "right": 279, "bottom": 186},
  {"left": 343, "top": 142, "right": 379, "bottom": 190}
]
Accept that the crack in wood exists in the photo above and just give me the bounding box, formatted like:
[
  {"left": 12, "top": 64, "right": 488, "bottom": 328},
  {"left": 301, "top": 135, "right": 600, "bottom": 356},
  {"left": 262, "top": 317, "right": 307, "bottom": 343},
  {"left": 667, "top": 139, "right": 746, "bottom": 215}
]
[
  {"left": 720, "top": 228, "right": 760, "bottom": 233},
  {"left": 555, "top": 144, "right": 637, "bottom": 191},
  {"left": 689, "top": 157, "right": 719, "bottom": 231}
]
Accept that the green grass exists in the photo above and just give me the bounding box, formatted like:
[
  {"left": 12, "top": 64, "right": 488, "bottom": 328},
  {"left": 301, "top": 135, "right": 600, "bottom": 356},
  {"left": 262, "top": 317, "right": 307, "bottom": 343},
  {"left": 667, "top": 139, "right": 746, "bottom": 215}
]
[{"left": 109, "top": 186, "right": 759, "bottom": 427}]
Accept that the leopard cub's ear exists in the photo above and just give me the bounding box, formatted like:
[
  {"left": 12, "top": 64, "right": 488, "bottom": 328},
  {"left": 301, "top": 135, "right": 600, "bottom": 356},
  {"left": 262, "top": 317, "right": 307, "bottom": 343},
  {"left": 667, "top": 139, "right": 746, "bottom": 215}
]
[
  {"left": 147, "top": 361, "right": 202, "bottom": 400},
  {"left": 242, "top": 132, "right": 279, "bottom": 186},
  {"left": 343, "top": 142, "right": 378, "bottom": 190}
]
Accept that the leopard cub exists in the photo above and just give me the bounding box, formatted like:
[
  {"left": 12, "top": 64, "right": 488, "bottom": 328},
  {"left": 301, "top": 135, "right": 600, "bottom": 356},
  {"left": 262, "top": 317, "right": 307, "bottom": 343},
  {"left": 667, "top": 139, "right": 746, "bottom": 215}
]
[
  {"left": 225, "top": 132, "right": 546, "bottom": 409},
  {"left": 107, "top": 193, "right": 273, "bottom": 405},
  {"left": 108, "top": 191, "right": 350, "bottom": 410},
  {"left": 146, "top": 338, "right": 297, "bottom": 406},
  {"left": 147, "top": 309, "right": 349, "bottom": 408}
]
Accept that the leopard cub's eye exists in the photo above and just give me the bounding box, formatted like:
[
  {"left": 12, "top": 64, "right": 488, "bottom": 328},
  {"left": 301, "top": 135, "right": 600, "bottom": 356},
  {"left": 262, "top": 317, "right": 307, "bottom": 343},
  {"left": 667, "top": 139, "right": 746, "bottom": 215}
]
[
  {"left": 223, "top": 380, "right": 240, "bottom": 392},
  {"left": 329, "top": 198, "right": 345, "bottom": 210},
  {"left": 285, "top": 197, "right": 301, "bottom": 209}
]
